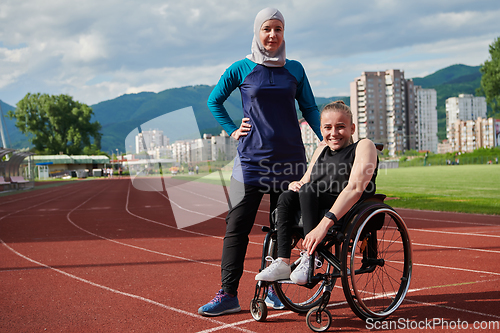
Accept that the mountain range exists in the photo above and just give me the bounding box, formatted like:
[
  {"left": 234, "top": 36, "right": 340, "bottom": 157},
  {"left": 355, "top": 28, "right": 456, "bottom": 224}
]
[{"left": 0, "top": 64, "right": 485, "bottom": 154}]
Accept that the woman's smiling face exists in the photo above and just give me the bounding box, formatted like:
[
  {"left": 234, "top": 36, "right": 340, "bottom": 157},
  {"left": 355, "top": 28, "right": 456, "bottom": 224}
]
[
  {"left": 259, "top": 19, "right": 284, "bottom": 53},
  {"left": 320, "top": 110, "right": 355, "bottom": 151}
]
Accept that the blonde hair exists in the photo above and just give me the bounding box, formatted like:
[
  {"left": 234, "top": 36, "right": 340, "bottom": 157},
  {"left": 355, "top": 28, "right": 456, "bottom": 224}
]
[{"left": 320, "top": 100, "right": 354, "bottom": 144}]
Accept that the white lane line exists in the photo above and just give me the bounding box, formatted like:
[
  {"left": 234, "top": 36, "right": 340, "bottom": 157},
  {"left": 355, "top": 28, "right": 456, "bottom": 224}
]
[
  {"left": 408, "top": 227, "right": 500, "bottom": 238},
  {"left": 402, "top": 279, "right": 500, "bottom": 320},
  {"left": 411, "top": 241, "right": 500, "bottom": 254},
  {"left": 169, "top": 182, "right": 500, "bottom": 229},
  {"left": 196, "top": 300, "right": 349, "bottom": 333},
  {"left": 4, "top": 183, "right": 499, "bottom": 331},
  {"left": 149, "top": 189, "right": 500, "bottom": 252},
  {"left": 125, "top": 184, "right": 500, "bottom": 331},
  {"left": 414, "top": 262, "right": 500, "bottom": 276},
  {"left": 67, "top": 186, "right": 258, "bottom": 331},
  {"left": 403, "top": 216, "right": 500, "bottom": 227},
  {"left": 197, "top": 279, "right": 500, "bottom": 333},
  {"left": 162, "top": 179, "right": 270, "bottom": 215},
  {"left": 126, "top": 185, "right": 225, "bottom": 238},
  {"left": 384, "top": 238, "right": 500, "bottom": 255},
  {"left": 168, "top": 181, "right": 228, "bottom": 205},
  {"left": 76, "top": 184, "right": 500, "bottom": 330},
  {"left": 472, "top": 230, "right": 500, "bottom": 235},
  {"left": 128, "top": 185, "right": 500, "bottom": 274},
  {"left": 127, "top": 184, "right": 264, "bottom": 247},
  {"left": 0, "top": 239, "right": 256, "bottom": 333},
  {"left": 404, "top": 298, "right": 500, "bottom": 320},
  {"left": 167, "top": 183, "right": 500, "bottom": 238},
  {"left": 68, "top": 185, "right": 255, "bottom": 272},
  {"left": 2, "top": 183, "right": 256, "bottom": 332}
]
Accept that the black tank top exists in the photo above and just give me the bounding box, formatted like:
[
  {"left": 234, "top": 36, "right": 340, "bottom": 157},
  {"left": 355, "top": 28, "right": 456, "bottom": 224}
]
[{"left": 310, "top": 140, "right": 377, "bottom": 199}]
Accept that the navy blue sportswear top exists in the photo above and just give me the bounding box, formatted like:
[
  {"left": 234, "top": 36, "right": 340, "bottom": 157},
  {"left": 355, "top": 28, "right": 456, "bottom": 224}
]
[{"left": 207, "top": 58, "right": 322, "bottom": 188}]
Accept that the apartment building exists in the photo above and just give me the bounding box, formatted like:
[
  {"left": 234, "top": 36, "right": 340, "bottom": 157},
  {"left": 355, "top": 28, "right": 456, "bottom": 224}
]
[
  {"left": 447, "top": 117, "right": 496, "bottom": 153},
  {"left": 350, "top": 70, "right": 416, "bottom": 156},
  {"left": 210, "top": 130, "right": 238, "bottom": 161},
  {"left": 171, "top": 141, "right": 191, "bottom": 164},
  {"left": 135, "top": 129, "right": 238, "bottom": 164},
  {"left": 135, "top": 129, "right": 169, "bottom": 154},
  {"left": 414, "top": 87, "right": 438, "bottom": 153},
  {"left": 437, "top": 140, "right": 452, "bottom": 154},
  {"left": 405, "top": 79, "right": 417, "bottom": 152},
  {"left": 445, "top": 94, "right": 487, "bottom": 141},
  {"left": 447, "top": 119, "right": 462, "bottom": 152},
  {"left": 148, "top": 146, "right": 172, "bottom": 159},
  {"left": 190, "top": 134, "right": 213, "bottom": 163}
]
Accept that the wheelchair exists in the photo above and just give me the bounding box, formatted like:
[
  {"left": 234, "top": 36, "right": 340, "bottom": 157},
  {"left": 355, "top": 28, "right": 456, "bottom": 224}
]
[{"left": 250, "top": 193, "right": 412, "bottom": 332}]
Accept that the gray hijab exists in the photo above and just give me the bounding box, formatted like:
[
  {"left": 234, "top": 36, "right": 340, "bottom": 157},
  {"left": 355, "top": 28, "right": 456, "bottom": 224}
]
[{"left": 246, "top": 7, "right": 286, "bottom": 67}]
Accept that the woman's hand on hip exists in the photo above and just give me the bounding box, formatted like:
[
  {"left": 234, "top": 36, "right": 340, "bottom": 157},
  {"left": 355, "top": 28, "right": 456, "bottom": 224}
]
[{"left": 231, "top": 118, "right": 251, "bottom": 140}]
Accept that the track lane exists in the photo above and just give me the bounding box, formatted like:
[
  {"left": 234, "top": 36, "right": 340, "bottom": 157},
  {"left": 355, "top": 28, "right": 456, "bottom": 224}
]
[{"left": 1, "top": 178, "right": 499, "bottom": 332}]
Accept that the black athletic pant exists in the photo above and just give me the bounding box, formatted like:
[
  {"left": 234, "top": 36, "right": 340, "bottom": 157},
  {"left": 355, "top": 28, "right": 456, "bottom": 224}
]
[
  {"left": 221, "top": 177, "right": 281, "bottom": 296},
  {"left": 276, "top": 183, "right": 337, "bottom": 258}
]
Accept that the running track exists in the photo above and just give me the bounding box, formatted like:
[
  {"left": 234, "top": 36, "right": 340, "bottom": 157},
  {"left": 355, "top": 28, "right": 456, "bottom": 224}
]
[{"left": 1, "top": 177, "right": 499, "bottom": 332}]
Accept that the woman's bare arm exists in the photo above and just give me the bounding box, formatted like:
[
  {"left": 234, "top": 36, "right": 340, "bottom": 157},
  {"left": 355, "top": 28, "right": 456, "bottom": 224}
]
[{"left": 302, "top": 139, "right": 378, "bottom": 254}]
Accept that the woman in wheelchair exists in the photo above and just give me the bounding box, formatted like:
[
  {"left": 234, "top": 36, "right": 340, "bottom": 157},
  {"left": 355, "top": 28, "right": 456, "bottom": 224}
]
[{"left": 255, "top": 100, "right": 378, "bottom": 284}]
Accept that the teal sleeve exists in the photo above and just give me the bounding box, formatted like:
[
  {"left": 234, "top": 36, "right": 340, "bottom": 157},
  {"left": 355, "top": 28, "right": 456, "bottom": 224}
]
[
  {"left": 285, "top": 60, "right": 323, "bottom": 140},
  {"left": 207, "top": 59, "right": 255, "bottom": 136}
]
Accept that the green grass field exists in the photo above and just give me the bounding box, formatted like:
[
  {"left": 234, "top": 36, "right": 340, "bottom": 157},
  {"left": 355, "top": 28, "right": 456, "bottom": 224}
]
[
  {"left": 176, "top": 164, "right": 500, "bottom": 215},
  {"left": 376, "top": 164, "right": 500, "bottom": 215}
]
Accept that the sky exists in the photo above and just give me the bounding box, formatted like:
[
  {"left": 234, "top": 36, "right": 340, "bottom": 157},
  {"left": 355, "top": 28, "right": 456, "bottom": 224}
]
[{"left": 0, "top": 0, "right": 499, "bottom": 107}]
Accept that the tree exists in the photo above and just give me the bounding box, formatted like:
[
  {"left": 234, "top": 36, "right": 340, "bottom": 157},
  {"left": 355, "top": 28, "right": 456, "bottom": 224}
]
[
  {"left": 8, "top": 93, "right": 102, "bottom": 155},
  {"left": 478, "top": 37, "right": 500, "bottom": 118}
]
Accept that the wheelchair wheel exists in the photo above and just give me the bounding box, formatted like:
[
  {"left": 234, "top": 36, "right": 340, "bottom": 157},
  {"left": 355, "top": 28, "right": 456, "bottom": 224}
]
[
  {"left": 271, "top": 236, "right": 339, "bottom": 313},
  {"left": 250, "top": 299, "right": 267, "bottom": 322},
  {"left": 341, "top": 204, "right": 412, "bottom": 320},
  {"left": 306, "top": 306, "right": 332, "bottom": 332}
]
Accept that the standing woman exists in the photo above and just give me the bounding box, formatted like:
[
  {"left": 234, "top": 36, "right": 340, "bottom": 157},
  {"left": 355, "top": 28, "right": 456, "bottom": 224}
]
[{"left": 198, "top": 7, "right": 322, "bottom": 316}]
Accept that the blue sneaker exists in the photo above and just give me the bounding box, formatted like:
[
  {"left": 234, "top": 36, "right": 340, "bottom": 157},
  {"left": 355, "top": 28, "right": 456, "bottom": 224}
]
[
  {"left": 264, "top": 286, "right": 285, "bottom": 310},
  {"left": 198, "top": 289, "right": 241, "bottom": 316}
]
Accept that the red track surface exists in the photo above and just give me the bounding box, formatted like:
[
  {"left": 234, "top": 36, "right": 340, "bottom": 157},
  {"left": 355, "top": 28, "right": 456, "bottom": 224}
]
[{"left": 1, "top": 178, "right": 499, "bottom": 332}]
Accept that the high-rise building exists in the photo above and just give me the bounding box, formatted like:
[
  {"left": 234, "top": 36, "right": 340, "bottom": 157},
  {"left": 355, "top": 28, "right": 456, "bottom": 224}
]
[
  {"left": 445, "top": 94, "right": 487, "bottom": 141},
  {"left": 414, "top": 87, "right": 438, "bottom": 153},
  {"left": 350, "top": 70, "right": 415, "bottom": 156},
  {"left": 135, "top": 129, "right": 168, "bottom": 154}
]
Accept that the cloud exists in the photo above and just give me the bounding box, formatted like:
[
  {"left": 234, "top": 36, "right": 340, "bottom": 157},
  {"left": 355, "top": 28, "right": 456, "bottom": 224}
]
[
  {"left": 68, "top": 34, "right": 109, "bottom": 63},
  {"left": 298, "top": 32, "right": 496, "bottom": 97},
  {"left": 0, "top": 0, "right": 498, "bottom": 105}
]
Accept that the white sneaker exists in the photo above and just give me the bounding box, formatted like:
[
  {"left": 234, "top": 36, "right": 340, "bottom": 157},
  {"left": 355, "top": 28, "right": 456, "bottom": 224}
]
[
  {"left": 255, "top": 257, "right": 291, "bottom": 281},
  {"left": 290, "top": 252, "right": 322, "bottom": 285}
]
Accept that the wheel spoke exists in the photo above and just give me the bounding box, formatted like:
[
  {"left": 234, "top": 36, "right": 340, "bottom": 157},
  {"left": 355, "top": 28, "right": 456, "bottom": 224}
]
[{"left": 342, "top": 206, "right": 412, "bottom": 320}]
